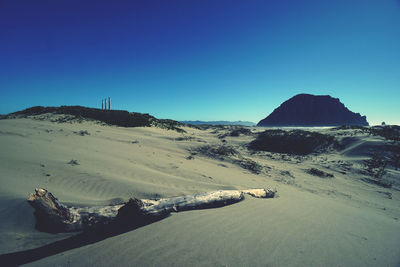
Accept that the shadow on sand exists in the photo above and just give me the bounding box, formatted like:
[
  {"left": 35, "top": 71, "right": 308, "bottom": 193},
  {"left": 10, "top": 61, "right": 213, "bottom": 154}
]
[{"left": 0, "top": 214, "right": 167, "bottom": 267}]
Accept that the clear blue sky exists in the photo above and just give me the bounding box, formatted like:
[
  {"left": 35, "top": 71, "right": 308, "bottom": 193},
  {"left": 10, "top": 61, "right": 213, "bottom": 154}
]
[{"left": 1, "top": 0, "right": 399, "bottom": 125}]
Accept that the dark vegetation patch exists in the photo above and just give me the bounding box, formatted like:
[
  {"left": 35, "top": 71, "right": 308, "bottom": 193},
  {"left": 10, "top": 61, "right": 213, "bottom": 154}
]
[
  {"left": 194, "top": 145, "right": 263, "bottom": 174},
  {"left": 332, "top": 125, "right": 366, "bottom": 131},
  {"left": 280, "top": 170, "right": 294, "bottom": 178},
  {"left": 52, "top": 115, "right": 82, "bottom": 123},
  {"left": 306, "top": 168, "right": 334, "bottom": 178},
  {"left": 196, "top": 145, "right": 238, "bottom": 159},
  {"left": 336, "top": 126, "right": 400, "bottom": 171},
  {"left": 229, "top": 127, "right": 253, "bottom": 137},
  {"left": 389, "top": 145, "right": 400, "bottom": 170},
  {"left": 152, "top": 119, "right": 186, "bottom": 133},
  {"left": 369, "top": 126, "right": 400, "bottom": 141},
  {"left": 217, "top": 127, "right": 254, "bottom": 139},
  {"left": 333, "top": 125, "right": 400, "bottom": 142},
  {"left": 175, "top": 136, "right": 196, "bottom": 141},
  {"left": 68, "top": 159, "right": 80, "bottom": 166},
  {"left": 360, "top": 153, "right": 394, "bottom": 188},
  {"left": 358, "top": 140, "right": 400, "bottom": 171},
  {"left": 73, "top": 130, "right": 90, "bottom": 136},
  {"left": 234, "top": 158, "right": 263, "bottom": 174},
  {"left": 220, "top": 127, "right": 253, "bottom": 138},
  {"left": 248, "top": 129, "right": 338, "bottom": 155},
  {"left": 363, "top": 153, "right": 388, "bottom": 179},
  {"left": 2, "top": 106, "right": 185, "bottom": 132},
  {"left": 187, "top": 124, "right": 227, "bottom": 131},
  {"left": 361, "top": 177, "right": 392, "bottom": 188}
]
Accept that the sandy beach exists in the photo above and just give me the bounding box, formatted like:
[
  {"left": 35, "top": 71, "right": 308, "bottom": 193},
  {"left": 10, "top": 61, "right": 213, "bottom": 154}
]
[{"left": 0, "top": 114, "right": 399, "bottom": 266}]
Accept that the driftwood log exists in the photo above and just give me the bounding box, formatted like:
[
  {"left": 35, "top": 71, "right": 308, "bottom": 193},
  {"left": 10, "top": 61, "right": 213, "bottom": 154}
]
[{"left": 28, "top": 188, "right": 276, "bottom": 233}]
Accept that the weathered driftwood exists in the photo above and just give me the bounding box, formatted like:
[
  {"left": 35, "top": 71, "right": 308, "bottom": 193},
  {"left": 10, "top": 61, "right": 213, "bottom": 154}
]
[{"left": 28, "top": 187, "right": 276, "bottom": 233}]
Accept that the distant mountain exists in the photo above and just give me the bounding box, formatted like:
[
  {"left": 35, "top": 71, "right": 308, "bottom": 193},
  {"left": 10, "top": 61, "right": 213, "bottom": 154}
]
[
  {"left": 257, "top": 94, "right": 369, "bottom": 127},
  {"left": 181, "top": 120, "right": 256, "bottom": 126}
]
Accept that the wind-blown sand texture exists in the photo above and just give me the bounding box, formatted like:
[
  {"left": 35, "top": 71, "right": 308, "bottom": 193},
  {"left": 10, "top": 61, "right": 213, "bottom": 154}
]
[{"left": 0, "top": 114, "right": 399, "bottom": 266}]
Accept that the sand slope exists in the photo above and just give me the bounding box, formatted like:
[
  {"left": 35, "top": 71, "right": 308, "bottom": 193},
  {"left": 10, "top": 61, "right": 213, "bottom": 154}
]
[{"left": 0, "top": 116, "right": 399, "bottom": 266}]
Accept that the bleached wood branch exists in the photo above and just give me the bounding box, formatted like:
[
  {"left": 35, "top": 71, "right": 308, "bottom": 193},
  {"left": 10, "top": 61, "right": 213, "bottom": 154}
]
[{"left": 27, "top": 187, "right": 276, "bottom": 233}]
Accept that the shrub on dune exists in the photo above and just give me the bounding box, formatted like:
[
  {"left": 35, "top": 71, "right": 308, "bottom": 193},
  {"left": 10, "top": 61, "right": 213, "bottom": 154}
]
[{"left": 248, "top": 129, "right": 338, "bottom": 155}]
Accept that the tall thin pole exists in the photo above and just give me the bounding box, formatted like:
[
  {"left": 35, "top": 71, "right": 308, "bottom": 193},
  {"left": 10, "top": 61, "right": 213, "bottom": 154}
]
[
  {"left": 101, "top": 99, "right": 104, "bottom": 110},
  {"left": 108, "top": 97, "right": 111, "bottom": 110}
]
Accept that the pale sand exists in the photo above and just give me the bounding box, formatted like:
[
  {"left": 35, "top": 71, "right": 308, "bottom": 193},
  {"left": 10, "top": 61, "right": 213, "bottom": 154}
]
[{"left": 0, "top": 116, "right": 399, "bottom": 266}]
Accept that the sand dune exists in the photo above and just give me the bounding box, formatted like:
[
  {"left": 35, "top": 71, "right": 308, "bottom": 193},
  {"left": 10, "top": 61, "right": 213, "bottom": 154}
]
[{"left": 0, "top": 115, "right": 399, "bottom": 266}]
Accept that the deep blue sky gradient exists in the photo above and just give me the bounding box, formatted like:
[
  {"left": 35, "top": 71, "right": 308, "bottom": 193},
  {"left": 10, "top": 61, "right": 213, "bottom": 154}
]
[{"left": 1, "top": 0, "right": 399, "bottom": 125}]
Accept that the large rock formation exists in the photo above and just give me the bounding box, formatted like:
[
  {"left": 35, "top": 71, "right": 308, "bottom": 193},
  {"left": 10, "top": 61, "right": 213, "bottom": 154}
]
[{"left": 257, "top": 94, "right": 368, "bottom": 127}]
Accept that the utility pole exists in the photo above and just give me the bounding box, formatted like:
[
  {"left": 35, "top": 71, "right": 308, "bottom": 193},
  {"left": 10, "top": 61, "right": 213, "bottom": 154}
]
[{"left": 101, "top": 97, "right": 111, "bottom": 110}]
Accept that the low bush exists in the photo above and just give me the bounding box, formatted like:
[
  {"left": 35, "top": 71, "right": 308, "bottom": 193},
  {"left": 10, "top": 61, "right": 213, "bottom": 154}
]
[
  {"left": 369, "top": 126, "right": 400, "bottom": 142},
  {"left": 74, "top": 130, "right": 90, "bottom": 136},
  {"left": 234, "top": 158, "right": 263, "bottom": 174},
  {"left": 332, "top": 125, "right": 400, "bottom": 142},
  {"left": 364, "top": 153, "right": 387, "bottom": 179},
  {"left": 229, "top": 128, "right": 253, "bottom": 137},
  {"left": 196, "top": 145, "right": 238, "bottom": 159},
  {"left": 248, "top": 129, "right": 337, "bottom": 155},
  {"left": 389, "top": 145, "right": 400, "bottom": 170},
  {"left": 68, "top": 159, "right": 80, "bottom": 165},
  {"left": 306, "top": 168, "right": 334, "bottom": 178}
]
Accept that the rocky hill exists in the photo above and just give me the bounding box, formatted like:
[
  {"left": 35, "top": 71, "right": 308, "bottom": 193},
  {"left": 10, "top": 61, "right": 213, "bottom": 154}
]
[{"left": 258, "top": 94, "right": 368, "bottom": 127}]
